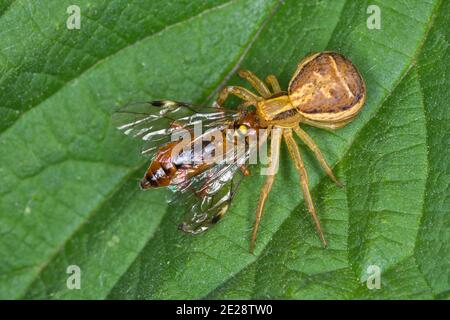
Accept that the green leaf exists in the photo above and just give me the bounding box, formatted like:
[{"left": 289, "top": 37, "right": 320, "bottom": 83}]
[{"left": 0, "top": 0, "right": 448, "bottom": 299}]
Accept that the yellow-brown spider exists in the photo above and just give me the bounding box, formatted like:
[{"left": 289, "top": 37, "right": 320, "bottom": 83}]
[{"left": 215, "top": 51, "right": 366, "bottom": 252}]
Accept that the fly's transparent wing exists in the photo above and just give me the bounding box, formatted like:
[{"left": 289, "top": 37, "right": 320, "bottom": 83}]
[
  {"left": 171, "top": 130, "right": 262, "bottom": 234},
  {"left": 112, "top": 99, "right": 263, "bottom": 233},
  {"left": 112, "top": 100, "right": 238, "bottom": 157},
  {"left": 173, "top": 162, "right": 245, "bottom": 234}
]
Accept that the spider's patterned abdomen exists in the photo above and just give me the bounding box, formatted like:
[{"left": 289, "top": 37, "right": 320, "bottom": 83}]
[{"left": 288, "top": 52, "right": 365, "bottom": 122}]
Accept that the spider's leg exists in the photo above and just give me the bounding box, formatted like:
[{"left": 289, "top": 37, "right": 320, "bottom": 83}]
[
  {"left": 283, "top": 129, "right": 327, "bottom": 247},
  {"left": 250, "top": 127, "right": 282, "bottom": 253},
  {"left": 217, "top": 85, "right": 259, "bottom": 108},
  {"left": 236, "top": 101, "right": 255, "bottom": 111},
  {"left": 293, "top": 126, "right": 343, "bottom": 187},
  {"left": 239, "top": 165, "right": 251, "bottom": 176},
  {"left": 265, "top": 75, "right": 282, "bottom": 93},
  {"left": 238, "top": 69, "right": 271, "bottom": 98}
]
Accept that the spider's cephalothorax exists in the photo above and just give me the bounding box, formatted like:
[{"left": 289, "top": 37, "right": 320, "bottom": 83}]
[{"left": 216, "top": 51, "right": 366, "bottom": 252}]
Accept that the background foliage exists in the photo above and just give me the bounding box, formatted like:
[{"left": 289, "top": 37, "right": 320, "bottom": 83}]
[{"left": 0, "top": 0, "right": 448, "bottom": 299}]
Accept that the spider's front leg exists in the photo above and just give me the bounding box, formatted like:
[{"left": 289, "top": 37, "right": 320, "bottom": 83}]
[
  {"left": 216, "top": 85, "right": 260, "bottom": 108},
  {"left": 265, "top": 74, "right": 282, "bottom": 94},
  {"left": 238, "top": 69, "right": 284, "bottom": 96},
  {"left": 216, "top": 70, "right": 283, "bottom": 108},
  {"left": 238, "top": 69, "right": 271, "bottom": 98}
]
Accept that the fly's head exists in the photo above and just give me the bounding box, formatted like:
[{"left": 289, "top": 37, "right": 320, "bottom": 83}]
[{"left": 233, "top": 109, "right": 264, "bottom": 137}]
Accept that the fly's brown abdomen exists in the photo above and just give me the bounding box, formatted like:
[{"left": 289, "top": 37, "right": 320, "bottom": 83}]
[
  {"left": 141, "top": 161, "right": 177, "bottom": 188},
  {"left": 140, "top": 139, "right": 214, "bottom": 189},
  {"left": 140, "top": 142, "right": 179, "bottom": 189}
]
